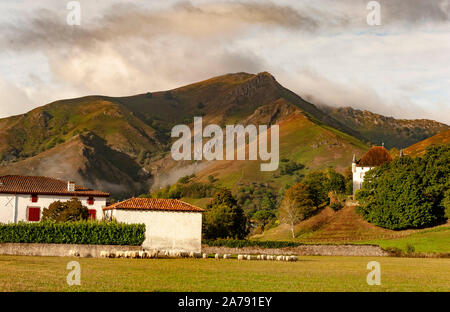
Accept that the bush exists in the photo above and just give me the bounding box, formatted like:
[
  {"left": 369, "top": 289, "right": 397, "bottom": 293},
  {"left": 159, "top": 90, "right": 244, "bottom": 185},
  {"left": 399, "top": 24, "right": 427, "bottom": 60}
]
[
  {"left": 357, "top": 145, "right": 449, "bottom": 230},
  {"left": 0, "top": 220, "right": 145, "bottom": 245},
  {"left": 203, "top": 239, "right": 303, "bottom": 248},
  {"left": 42, "top": 198, "right": 88, "bottom": 222},
  {"left": 405, "top": 244, "right": 415, "bottom": 254}
]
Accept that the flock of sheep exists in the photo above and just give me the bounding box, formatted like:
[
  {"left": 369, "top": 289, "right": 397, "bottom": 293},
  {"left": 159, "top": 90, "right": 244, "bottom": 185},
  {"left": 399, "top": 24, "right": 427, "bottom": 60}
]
[{"left": 68, "top": 249, "right": 298, "bottom": 261}]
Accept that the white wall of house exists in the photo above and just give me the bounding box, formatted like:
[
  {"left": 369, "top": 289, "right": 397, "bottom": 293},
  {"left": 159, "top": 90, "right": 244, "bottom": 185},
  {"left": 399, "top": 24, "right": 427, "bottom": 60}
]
[
  {"left": 106, "top": 209, "right": 203, "bottom": 253},
  {"left": 0, "top": 193, "right": 107, "bottom": 224},
  {"left": 352, "top": 166, "right": 374, "bottom": 194}
]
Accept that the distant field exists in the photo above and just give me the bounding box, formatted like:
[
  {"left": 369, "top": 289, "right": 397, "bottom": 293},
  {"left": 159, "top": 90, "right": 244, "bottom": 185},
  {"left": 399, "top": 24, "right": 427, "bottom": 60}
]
[
  {"left": 253, "top": 205, "right": 450, "bottom": 255},
  {"left": 359, "top": 226, "right": 450, "bottom": 254},
  {"left": 0, "top": 255, "right": 449, "bottom": 292}
]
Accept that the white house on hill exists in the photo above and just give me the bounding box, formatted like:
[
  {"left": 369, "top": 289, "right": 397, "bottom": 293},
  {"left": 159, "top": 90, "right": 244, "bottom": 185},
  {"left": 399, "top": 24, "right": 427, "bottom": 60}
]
[
  {"left": 352, "top": 146, "right": 393, "bottom": 194},
  {"left": 103, "top": 198, "right": 204, "bottom": 253},
  {"left": 0, "top": 175, "right": 109, "bottom": 223}
]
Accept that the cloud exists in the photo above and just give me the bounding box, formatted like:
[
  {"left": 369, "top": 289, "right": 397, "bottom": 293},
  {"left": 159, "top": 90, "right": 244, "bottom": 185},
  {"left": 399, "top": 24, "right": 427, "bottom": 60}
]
[{"left": 0, "top": 0, "right": 449, "bottom": 124}]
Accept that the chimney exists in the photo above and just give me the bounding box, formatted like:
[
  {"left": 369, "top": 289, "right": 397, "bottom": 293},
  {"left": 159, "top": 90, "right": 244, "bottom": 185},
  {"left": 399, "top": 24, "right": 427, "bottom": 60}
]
[{"left": 67, "top": 181, "right": 76, "bottom": 192}]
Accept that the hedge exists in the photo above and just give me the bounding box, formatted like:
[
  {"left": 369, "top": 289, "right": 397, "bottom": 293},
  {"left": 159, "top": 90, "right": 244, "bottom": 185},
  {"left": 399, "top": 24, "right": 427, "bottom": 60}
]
[
  {"left": 0, "top": 221, "right": 145, "bottom": 246},
  {"left": 203, "top": 239, "right": 303, "bottom": 248}
]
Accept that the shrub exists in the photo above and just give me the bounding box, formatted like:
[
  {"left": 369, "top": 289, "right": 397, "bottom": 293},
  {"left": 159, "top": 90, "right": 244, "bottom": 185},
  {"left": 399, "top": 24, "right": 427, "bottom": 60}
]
[
  {"left": 42, "top": 198, "right": 88, "bottom": 222},
  {"left": 0, "top": 220, "right": 145, "bottom": 245},
  {"left": 405, "top": 244, "right": 415, "bottom": 254}
]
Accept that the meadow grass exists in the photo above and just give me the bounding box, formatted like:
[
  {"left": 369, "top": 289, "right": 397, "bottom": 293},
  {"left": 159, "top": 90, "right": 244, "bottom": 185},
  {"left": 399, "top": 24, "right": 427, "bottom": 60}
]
[
  {"left": 359, "top": 226, "right": 450, "bottom": 254},
  {"left": 0, "top": 255, "right": 448, "bottom": 292}
]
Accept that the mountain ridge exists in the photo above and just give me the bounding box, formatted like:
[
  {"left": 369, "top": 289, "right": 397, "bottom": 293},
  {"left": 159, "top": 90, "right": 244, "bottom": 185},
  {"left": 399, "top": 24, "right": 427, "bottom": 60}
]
[{"left": 0, "top": 72, "right": 446, "bottom": 197}]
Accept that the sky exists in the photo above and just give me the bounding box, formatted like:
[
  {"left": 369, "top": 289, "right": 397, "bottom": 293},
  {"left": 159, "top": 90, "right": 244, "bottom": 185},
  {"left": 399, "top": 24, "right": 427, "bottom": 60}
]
[{"left": 0, "top": 0, "right": 449, "bottom": 124}]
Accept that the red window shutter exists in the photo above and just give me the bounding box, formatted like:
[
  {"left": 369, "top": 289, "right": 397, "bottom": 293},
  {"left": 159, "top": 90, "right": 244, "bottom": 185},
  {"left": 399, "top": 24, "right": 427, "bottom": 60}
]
[
  {"left": 88, "top": 209, "right": 96, "bottom": 220},
  {"left": 88, "top": 197, "right": 94, "bottom": 205},
  {"left": 31, "top": 195, "right": 38, "bottom": 203},
  {"left": 28, "top": 207, "right": 40, "bottom": 222}
]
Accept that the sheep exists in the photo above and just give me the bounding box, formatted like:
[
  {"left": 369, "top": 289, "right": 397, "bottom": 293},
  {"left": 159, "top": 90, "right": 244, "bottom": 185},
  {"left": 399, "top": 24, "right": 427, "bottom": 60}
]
[
  {"left": 256, "top": 255, "right": 261, "bottom": 260},
  {"left": 189, "top": 251, "right": 195, "bottom": 258},
  {"left": 246, "top": 255, "right": 254, "bottom": 260},
  {"left": 194, "top": 252, "right": 202, "bottom": 258},
  {"left": 237, "top": 254, "right": 244, "bottom": 260},
  {"left": 139, "top": 251, "right": 150, "bottom": 259},
  {"left": 69, "top": 250, "right": 80, "bottom": 257},
  {"left": 223, "top": 254, "right": 230, "bottom": 259},
  {"left": 202, "top": 253, "right": 208, "bottom": 259},
  {"left": 276, "top": 256, "right": 283, "bottom": 261},
  {"left": 149, "top": 250, "right": 159, "bottom": 259},
  {"left": 289, "top": 256, "right": 298, "bottom": 262},
  {"left": 180, "top": 251, "right": 189, "bottom": 258},
  {"left": 100, "top": 251, "right": 109, "bottom": 258},
  {"left": 215, "top": 253, "right": 220, "bottom": 259}
]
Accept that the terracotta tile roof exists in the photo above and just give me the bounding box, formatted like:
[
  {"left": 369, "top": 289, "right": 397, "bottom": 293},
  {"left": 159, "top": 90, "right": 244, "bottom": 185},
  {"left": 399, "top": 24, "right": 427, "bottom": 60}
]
[
  {"left": 357, "top": 146, "right": 393, "bottom": 167},
  {"left": 0, "top": 175, "right": 109, "bottom": 197},
  {"left": 103, "top": 198, "right": 204, "bottom": 213}
]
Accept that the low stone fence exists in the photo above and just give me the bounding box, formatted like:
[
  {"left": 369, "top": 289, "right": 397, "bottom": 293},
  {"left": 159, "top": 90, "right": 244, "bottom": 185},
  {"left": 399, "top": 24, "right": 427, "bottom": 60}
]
[
  {"left": 0, "top": 243, "right": 142, "bottom": 258},
  {"left": 0, "top": 243, "right": 389, "bottom": 258},
  {"left": 203, "top": 244, "right": 389, "bottom": 257}
]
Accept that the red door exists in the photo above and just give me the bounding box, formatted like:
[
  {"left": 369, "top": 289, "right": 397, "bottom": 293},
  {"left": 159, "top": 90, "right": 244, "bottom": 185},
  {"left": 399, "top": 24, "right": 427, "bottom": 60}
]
[
  {"left": 88, "top": 209, "right": 96, "bottom": 220},
  {"left": 27, "top": 207, "right": 40, "bottom": 222}
]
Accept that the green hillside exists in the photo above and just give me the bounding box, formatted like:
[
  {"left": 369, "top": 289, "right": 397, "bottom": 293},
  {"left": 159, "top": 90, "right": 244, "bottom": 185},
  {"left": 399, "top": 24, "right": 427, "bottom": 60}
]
[{"left": 0, "top": 72, "right": 444, "bottom": 198}]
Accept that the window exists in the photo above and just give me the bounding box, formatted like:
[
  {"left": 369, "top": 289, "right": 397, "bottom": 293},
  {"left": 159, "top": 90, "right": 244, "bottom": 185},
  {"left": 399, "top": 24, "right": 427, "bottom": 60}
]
[
  {"left": 88, "top": 209, "right": 96, "bottom": 220},
  {"left": 27, "top": 207, "right": 40, "bottom": 222},
  {"left": 31, "top": 194, "right": 38, "bottom": 203},
  {"left": 87, "top": 197, "right": 94, "bottom": 205}
]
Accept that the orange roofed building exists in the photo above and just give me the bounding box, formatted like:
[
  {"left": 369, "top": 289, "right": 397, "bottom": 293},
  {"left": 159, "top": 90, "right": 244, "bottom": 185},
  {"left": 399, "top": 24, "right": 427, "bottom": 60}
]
[
  {"left": 103, "top": 198, "right": 204, "bottom": 253},
  {"left": 351, "top": 146, "right": 393, "bottom": 194}
]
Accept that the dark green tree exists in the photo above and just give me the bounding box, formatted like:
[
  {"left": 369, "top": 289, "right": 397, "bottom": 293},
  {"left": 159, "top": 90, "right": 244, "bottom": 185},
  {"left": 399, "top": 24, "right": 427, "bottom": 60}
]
[
  {"left": 356, "top": 144, "right": 449, "bottom": 229},
  {"left": 203, "top": 189, "right": 249, "bottom": 239},
  {"left": 301, "top": 171, "right": 329, "bottom": 207}
]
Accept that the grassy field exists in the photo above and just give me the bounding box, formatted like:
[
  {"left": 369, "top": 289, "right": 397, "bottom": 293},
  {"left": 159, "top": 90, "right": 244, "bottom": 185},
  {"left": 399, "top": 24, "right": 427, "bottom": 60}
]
[
  {"left": 359, "top": 226, "right": 450, "bottom": 254},
  {"left": 0, "top": 255, "right": 449, "bottom": 292}
]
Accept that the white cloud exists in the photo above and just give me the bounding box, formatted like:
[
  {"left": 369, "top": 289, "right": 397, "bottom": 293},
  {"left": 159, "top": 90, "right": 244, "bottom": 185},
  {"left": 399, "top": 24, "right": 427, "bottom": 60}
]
[{"left": 0, "top": 0, "right": 448, "bottom": 124}]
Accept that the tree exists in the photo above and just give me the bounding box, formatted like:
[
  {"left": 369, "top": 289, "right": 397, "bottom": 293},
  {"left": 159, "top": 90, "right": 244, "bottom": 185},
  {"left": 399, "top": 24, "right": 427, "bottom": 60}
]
[
  {"left": 42, "top": 198, "right": 89, "bottom": 222},
  {"left": 356, "top": 144, "right": 449, "bottom": 229},
  {"left": 279, "top": 183, "right": 315, "bottom": 238},
  {"left": 443, "top": 189, "right": 450, "bottom": 219},
  {"left": 252, "top": 210, "right": 275, "bottom": 231},
  {"left": 203, "top": 189, "right": 248, "bottom": 239},
  {"left": 301, "top": 171, "right": 329, "bottom": 207},
  {"left": 343, "top": 166, "right": 353, "bottom": 195}
]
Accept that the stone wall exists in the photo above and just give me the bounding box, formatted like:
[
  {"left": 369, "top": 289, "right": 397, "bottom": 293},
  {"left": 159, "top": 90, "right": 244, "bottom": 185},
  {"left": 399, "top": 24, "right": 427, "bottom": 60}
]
[
  {"left": 203, "top": 244, "right": 389, "bottom": 257},
  {"left": 0, "top": 243, "right": 142, "bottom": 258}
]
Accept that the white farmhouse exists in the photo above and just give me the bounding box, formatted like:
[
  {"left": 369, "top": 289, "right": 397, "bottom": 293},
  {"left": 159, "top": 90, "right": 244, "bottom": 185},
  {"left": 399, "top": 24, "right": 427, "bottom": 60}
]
[
  {"left": 0, "top": 175, "right": 109, "bottom": 223},
  {"left": 352, "top": 146, "right": 393, "bottom": 194},
  {"left": 103, "top": 198, "right": 204, "bottom": 253}
]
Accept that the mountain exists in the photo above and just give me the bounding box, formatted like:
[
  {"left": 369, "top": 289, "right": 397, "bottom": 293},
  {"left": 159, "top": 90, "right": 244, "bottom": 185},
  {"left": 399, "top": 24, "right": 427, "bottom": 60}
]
[
  {"left": 404, "top": 129, "right": 450, "bottom": 157},
  {"left": 319, "top": 106, "right": 449, "bottom": 149},
  {"left": 0, "top": 72, "right": 443, "bottom": 197}
]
